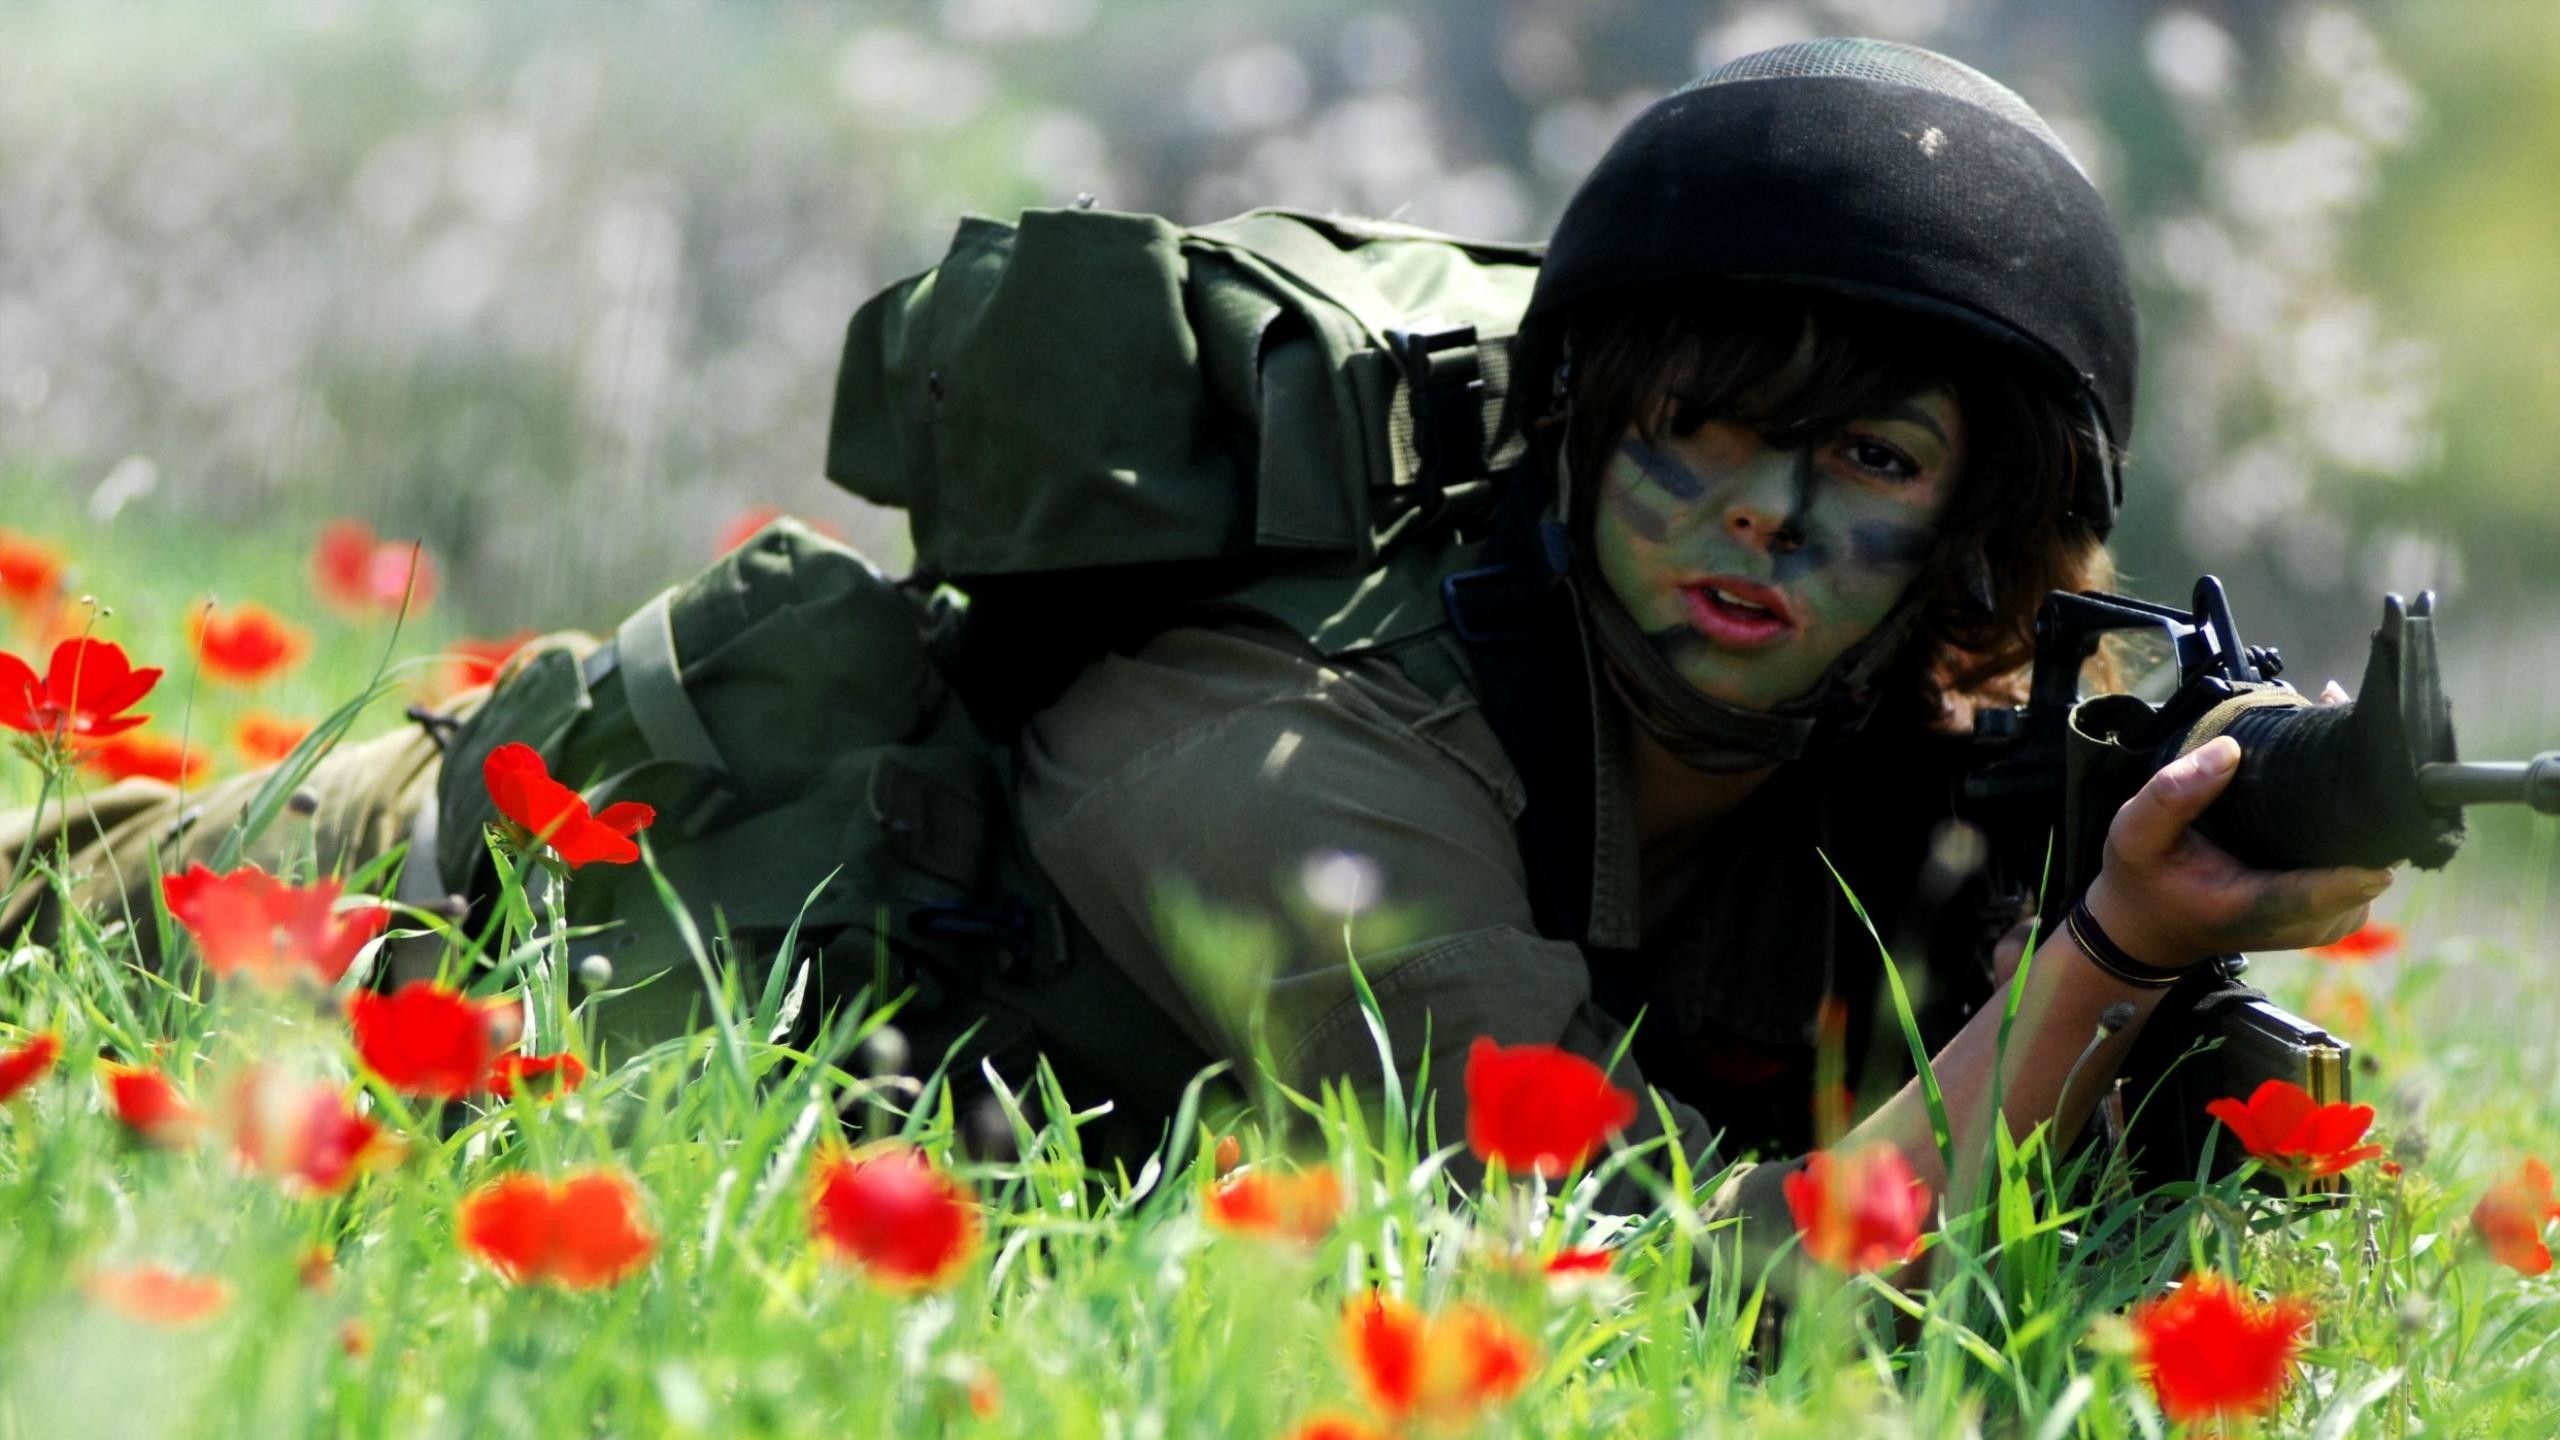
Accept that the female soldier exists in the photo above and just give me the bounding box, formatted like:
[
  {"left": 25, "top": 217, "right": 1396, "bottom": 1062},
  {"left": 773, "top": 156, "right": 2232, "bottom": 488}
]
[
  {"left": 1008, "top": 38, "right": 2395, "bottom": 1229},
  {"left": 3, "top": 40, "right": 2394, "bottom": 1241}
]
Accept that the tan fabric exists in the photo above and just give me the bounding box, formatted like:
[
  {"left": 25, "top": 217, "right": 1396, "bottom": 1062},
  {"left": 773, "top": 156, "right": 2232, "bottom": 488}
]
[
  {"left": 1, "top": 707, "right": 459, "bottom": 966},
  {"left": 1017, "top": 624, "right": 1770, "bottom": 1220}
]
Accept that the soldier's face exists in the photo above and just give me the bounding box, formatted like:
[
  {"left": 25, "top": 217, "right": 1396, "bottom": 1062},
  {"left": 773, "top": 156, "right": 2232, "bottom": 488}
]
[{"left": 1589, "top": 384, "right": 1964, "bottom": 712}]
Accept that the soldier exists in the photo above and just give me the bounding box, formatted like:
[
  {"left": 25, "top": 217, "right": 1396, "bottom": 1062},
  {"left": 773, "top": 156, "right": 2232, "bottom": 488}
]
[
  {"left": 3, "top": 40, "right": 2395, "bottom": 1251},
  {"left": 1004, "top": 39, "right": 2395, "bottom": 1233}
]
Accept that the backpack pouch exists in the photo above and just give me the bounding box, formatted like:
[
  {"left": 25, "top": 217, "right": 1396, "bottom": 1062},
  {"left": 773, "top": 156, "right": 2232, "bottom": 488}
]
[{"left": 434, "top": 519, "right": 1014, "bottom": 1056}]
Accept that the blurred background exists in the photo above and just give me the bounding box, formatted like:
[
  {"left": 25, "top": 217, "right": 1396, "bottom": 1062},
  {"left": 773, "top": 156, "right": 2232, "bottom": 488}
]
[{"left": 2, "top": 1, "right": 2553, "bottom": 941}]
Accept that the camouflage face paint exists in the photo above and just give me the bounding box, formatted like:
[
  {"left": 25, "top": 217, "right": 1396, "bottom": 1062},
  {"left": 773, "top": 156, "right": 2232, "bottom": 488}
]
[{"left": 1589, "top": 388, "right": 1963, "bottom": 711}]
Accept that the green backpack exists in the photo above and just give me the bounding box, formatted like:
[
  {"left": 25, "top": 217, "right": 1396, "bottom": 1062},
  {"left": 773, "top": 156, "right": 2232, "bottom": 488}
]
[{"left": 432, "top": 207, "right": 1541, "bottom": 1104}]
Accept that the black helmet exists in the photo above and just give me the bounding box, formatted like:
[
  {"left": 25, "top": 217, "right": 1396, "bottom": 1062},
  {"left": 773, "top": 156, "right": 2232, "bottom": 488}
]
[{"left": 1528, "top": 38, "right": 2138, "bottom": 537}]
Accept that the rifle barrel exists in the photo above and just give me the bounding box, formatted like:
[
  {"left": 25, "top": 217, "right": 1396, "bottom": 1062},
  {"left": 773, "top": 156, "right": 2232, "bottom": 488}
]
[{"left": 2415, "top": 753, "right": 2560, "bottom": 814}]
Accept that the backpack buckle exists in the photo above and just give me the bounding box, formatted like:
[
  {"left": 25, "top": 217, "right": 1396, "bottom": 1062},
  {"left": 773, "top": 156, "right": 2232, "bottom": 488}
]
[
  {"left": 907, "top": 896, "right": 1040, "bottom": 976},
  {"left": 1442, "top": 562, "right": 1539, "bottom": 645},
  {"left": 1387, "top": 323, "right": 1486, "bottom": 494}
]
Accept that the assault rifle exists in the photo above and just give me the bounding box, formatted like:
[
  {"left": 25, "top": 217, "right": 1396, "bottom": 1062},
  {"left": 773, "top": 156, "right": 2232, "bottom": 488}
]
[{"left": 1957, "top": 578, "right": 2560, "bottom": 1187}]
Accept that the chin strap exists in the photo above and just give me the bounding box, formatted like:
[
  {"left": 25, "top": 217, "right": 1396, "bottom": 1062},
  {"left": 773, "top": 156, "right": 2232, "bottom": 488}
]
[{"left": 1563, "top": 538, "right": 1926, "bottom": 773}]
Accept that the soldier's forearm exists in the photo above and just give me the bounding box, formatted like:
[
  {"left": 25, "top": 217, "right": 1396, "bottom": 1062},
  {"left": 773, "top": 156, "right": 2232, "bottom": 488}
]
[{"left": 1850, "top": 933, "right": 2169, "bottom": 1245}]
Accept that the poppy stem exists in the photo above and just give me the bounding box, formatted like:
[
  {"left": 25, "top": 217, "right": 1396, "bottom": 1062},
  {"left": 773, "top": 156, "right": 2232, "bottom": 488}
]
[{"left": 1, "top": 753, "right": 61, "bottom": 917}]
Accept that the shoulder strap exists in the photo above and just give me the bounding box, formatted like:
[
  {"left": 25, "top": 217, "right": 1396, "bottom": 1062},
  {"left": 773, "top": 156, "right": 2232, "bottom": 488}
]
[
  {"left": 613, "top": 587, "right": 729, "bottom": 777},
  {"left": 1439, "top": 523, "right": 1601, "bottom": 947}
]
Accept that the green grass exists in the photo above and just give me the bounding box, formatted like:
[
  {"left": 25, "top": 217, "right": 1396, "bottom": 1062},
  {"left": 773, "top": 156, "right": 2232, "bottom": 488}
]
[{"left": 4, "top": 485, "right": 2559, "bottom": 1438}]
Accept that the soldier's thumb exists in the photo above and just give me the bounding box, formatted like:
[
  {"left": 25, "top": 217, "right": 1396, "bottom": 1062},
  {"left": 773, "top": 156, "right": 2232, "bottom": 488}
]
[{"left": 2115, "top": 736, "right": 2243, "bottom": 859}]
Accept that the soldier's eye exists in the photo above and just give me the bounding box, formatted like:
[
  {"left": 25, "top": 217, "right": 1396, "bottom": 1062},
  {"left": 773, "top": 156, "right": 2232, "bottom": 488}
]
[{"left": 1843, "top": 438, "right": 1920, "bottom": 482}]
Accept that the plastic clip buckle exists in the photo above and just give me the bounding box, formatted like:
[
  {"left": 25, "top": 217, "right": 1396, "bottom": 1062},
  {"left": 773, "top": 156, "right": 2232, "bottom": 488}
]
[
  {"left": 1387, "top": 322, "right": 1486, "bottom": 493},
  {"left": 907, "top": 896, "right": 1038, "bottom": 976}
]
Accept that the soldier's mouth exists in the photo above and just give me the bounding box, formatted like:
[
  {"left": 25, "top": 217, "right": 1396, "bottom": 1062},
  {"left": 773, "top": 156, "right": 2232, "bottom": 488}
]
[{"left": 1679, "top": 579, "right": 1795, "bottom": 649}]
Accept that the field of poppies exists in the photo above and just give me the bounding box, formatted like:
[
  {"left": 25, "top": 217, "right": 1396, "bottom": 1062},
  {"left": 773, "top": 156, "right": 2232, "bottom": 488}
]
[{"left": 3, "top": 488, "right": 2559, "bottom": 1439}]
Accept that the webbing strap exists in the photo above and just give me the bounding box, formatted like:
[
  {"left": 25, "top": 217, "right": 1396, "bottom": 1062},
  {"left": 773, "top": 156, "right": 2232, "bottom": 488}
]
[{"left": 613, "top": 587, "right": 728, "bottom": 777}]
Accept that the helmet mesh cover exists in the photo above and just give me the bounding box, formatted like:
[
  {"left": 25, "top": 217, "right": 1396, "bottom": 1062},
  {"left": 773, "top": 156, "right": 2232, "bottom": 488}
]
[{"left": 1683, "top": 38, "right": 2081, "bottom": 174}]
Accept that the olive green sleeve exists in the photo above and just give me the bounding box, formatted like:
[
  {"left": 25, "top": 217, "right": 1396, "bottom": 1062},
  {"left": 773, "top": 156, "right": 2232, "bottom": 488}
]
[
  {"left": 1017, "top": 624, "right": 1793, "bottom": 1221},
  {"left": 0, "top": 712, "right": 451, "bottom": 961}
]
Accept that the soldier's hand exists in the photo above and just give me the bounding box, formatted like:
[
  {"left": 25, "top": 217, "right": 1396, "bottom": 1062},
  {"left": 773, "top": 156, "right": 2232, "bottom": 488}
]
[{"left": 2081, "top": 736, "right": 2395, "bottom": 969}]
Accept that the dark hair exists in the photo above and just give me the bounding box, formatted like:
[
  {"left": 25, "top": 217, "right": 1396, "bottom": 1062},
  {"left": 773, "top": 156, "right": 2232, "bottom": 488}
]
[{"left": 1502, "top": 283, "right": 2119, "bottom": 725}]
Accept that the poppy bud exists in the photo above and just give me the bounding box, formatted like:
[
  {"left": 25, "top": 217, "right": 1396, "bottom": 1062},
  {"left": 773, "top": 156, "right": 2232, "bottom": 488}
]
[
  {"left": 861, "top": 1025, "right": 910, "bottom": 1079},
  {"left": 287, "top": 789, "right": 321, "bottom": 817},
  {"left": 963, "top": 1096, "right": 1017, "bottom": 1164},
  {"left": 576, "top": 954, "right": 613, "bottom": 991}
]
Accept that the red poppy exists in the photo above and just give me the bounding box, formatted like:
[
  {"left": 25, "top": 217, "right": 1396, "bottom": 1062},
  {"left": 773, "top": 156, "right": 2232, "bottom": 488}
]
[
  {"left": 2305, "top": 979, "right": 2373, "bottom": 1040},
  {"left": 187, "top": 601, "right": 307, "bottom": 685},
  {"left": 1341, "top": 1294, "right": 1536, "bottom": 1429},
  {"left": 349, "top": 982, "right": 507, "bottom": 1100},
  {"left": 298, "top": 1246, "right": 337, "bottom": 1292},
  {"left": 483, "top": 741, "right": 656, "bottom": 868},
  {"left": 716, "top": 506, "right": 846, "bottom": 556},
  {"left": 81, "top": 730, "right": 212, "bottom": 786},
  {"left": 227, "top": 1067, "right": 395, "bottom": 1195},
  {"left": 1204, "top": 1165, "right": 1342, "bottom": 1246},
  {"left": 2203, "top": 1078, "right": 2383, "bottom": 1181},
  {"left": 83, "top": 1264, "right": 235, "bottom": 1326},
  {"left": 487, "top": 1050, "right": 587, "bottom": 1101},
  {"left": 2471, "top": 1157, "right": 2560, "bottom": 1276},
  {"left": 1463, "top": 1037, "right": 1638, "bottom": 1178},
  {"left": 0, "top": 637, "right": 160, "bottom": 752},
  {"left": 99, "top": 1061, "right": 198, "bottom": 1146},
  {"left": 313, "top": 520, "right": 437, "bottom": 616},
  {"left": 440, "top": 630, "right": 539, "bottom": 697},
  {"left": 0, "top": 530, "right": 64, "bottom": 612},
  {"left": 161, "top": 863, "right": 391, "bottom": 988},
  {"left": 0, "top": 1032, "right": 60, "bottom": 1104},
  {"left": 1283, "top": 1415, "right": 1389, "bottom": 1440},
  {"left": 1212, "top": 1133, "right": 1242, "bottom": 1177},
  {"left": 1782, "top": 1145, "right": 1931, "bottom": 1272},
  {"left": 808, "top": 1144, "right": 981, "bottom": 1291},
  {"left": 1543, "top": 1246, "right": 1615, "bottom": 1277},
  {"left": 457, "top": 1167, "right": 657, "bottom": 1288},
  {"left": 2311, "top": 921, "right": 2403, "bottom": 963},
  {"left": 233, "top": 711, "right": 314, "bottom": 766},
  {"left": 2130, "top": 1271, "right": 2314, "bottom": 1424}
]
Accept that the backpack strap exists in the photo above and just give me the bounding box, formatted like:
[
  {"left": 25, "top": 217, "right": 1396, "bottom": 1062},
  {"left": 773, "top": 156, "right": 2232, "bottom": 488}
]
[{"left": 614, "top": 587, "right": 729, "bottom": 778}]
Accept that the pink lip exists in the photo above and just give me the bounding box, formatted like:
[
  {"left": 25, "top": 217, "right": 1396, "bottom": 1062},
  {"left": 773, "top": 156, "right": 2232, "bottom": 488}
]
[{"left": 1678, "top": 576, "right": 1796, "bottom": 650}]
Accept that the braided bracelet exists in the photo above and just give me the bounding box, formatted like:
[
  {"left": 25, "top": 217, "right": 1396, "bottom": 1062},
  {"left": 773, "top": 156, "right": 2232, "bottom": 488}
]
[{"left": 2065, "top": 896, "right": 2188, "bottom": 990}]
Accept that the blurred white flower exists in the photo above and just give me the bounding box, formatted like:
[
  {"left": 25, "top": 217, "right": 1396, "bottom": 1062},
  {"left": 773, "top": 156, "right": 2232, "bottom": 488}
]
[
  {"left": 834, "top": 28, "right": 993, "bottom": 133},
  {"left": 1019, "top": 108, "right": 1111, "bottom": 196},
  {"left": 1340, "top": 13, "right": 1423, "bottom": 92},
  {"left": 1819, "top": 0, "right": 1950, "bottom": 42},
  {"left": 939, "top": 0, "right": 1096, "bottom": 43},
  {"left": 88, "top": 455, "right": 158, "bottom": 524},
  {"left": 350, "top": 132, "right": 443, "bottom": 235},
  {"left": 1423, "top": 165, "right": 1530, "bottom": 240},
  {"left": 1300, "top": 850, "right": 1383, "bottom": 919},
  {"left": 2147, "top": 11, "right": 2238, "bottom": 102},
  {"left": 451, "top": 122, "right": 543, "bottom": 226},
  {"left": 2363, "top": 529, "right": 2465, "bottom": 601},
  {"left": 1502, "top": 22, "right": 1582, "bottom": 100},
  {"left": 1187, "top": 44, "right": 1311, "bottom": 136},
  {"left": 2214, "top": 126, "right": 2374, "bottom": 232},
  {"left": 1530, "top": 100, "right": 1612, "bottom": 182},
  {"left": 1695, "top": 8, "right": 1817, "bottom": 71}
]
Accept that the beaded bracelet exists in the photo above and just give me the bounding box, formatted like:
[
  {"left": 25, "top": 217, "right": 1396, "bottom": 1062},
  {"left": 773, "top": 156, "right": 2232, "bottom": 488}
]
[{"left": 2064, "top": 896, "right": 2189, "bottom": 990}]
